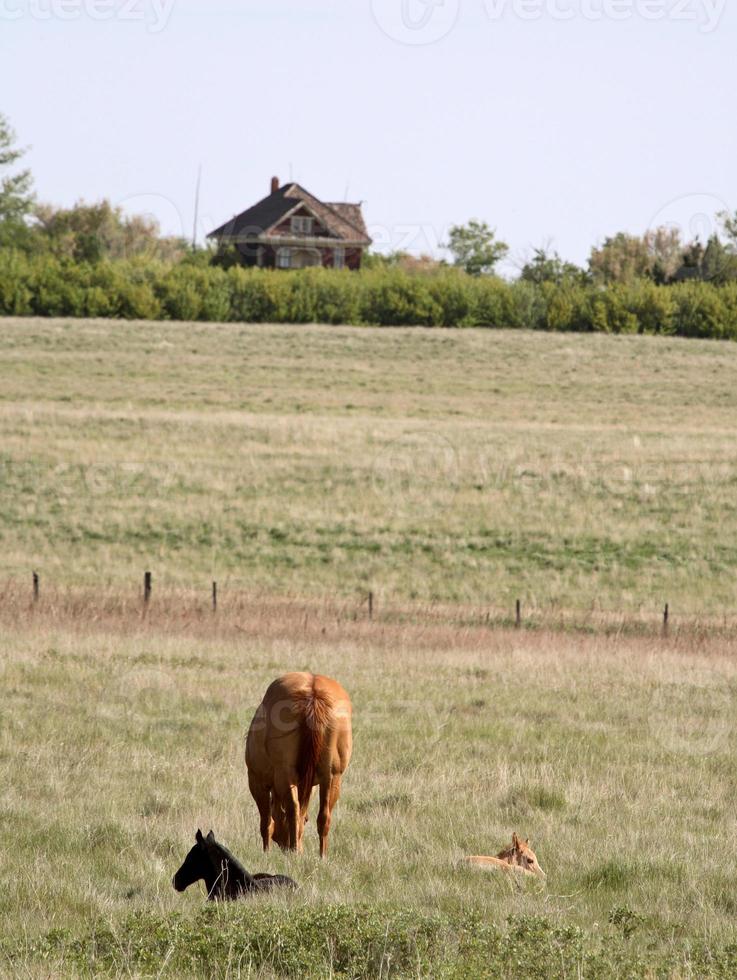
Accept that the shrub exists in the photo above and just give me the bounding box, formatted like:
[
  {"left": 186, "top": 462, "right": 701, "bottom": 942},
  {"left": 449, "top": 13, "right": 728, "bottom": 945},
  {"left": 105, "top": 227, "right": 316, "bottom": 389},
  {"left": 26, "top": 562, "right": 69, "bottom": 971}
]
[
  {"left": 359, "top": 269, "right": 443, "bottom": 326},
  {"left": 473, "top": 277, "right": 520, "bottom": 328},
  {"left": 624, "top": 280, "right": 676, "bottom": 335},
  {"left": 154, "top": 265, "right": 232, "bottom": 322},
  {"left": 671, "top": 282, "right": 729, "bottom": 339},
  {"left": 1, "top": 249, "right": 737, "bottom": 339},
  {"left": 427, "top": 270, "right": 475, "bottom": 327},
  {"left": 228, "top": 267, "right": 284, "bottom": 323},
  {"left": 0, "top": 249, "right": 32, "bottom": 315},
  {"left": 312, "top": 269, "right": 361, "bottom": 325},
  {"left": 509, "top": 280, "right": 547, "bottom": 330},
  {"left": 588, "top": 285, "right": 639, "bottom": 334}
]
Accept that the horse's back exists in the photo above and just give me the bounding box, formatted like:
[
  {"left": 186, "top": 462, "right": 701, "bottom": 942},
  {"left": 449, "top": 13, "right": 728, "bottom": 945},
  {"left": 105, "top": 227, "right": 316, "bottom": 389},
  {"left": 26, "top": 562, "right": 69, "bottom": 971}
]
[
  {"left": 261, "top": 672, "right": 352, "bottom": 731},
  {"left": 264, "top": 672, "right": 351, "bottom": 709},
  {"left": 246, "top": 672, "right": 352, "bottom": 784}
]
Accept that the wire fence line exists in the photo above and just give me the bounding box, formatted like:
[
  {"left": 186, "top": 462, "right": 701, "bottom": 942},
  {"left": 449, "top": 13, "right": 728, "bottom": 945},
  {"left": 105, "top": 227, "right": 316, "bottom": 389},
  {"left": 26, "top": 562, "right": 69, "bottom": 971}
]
[{"left": 2, "top": 567, "right": 733, "bottom": 640}]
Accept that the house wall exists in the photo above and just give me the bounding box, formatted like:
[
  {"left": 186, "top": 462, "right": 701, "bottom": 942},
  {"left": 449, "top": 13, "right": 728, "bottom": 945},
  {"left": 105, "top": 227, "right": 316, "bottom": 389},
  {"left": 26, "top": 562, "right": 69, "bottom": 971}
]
[
  {"left": 319, "top": 247, "right": 363, "bottom": 270},
  {"left": 235, "top": 243, "right": 363, "bottom": 270},
  {"left": 346, "top": 248, "right": 363, "bottom": 271}
]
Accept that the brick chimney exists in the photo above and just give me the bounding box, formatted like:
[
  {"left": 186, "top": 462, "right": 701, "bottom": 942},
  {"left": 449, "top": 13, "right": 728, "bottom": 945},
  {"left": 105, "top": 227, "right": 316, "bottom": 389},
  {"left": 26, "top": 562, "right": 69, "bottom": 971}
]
[{"left": 271, "top": 176, "right": 279, "bottom": 194}]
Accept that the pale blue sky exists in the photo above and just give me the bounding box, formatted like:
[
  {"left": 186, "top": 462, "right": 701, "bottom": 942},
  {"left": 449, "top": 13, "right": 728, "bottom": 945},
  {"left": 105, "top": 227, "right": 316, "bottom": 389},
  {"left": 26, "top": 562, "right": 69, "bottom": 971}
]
[{"left": 2, "top": 0, "right": 735, "bottom": 270}]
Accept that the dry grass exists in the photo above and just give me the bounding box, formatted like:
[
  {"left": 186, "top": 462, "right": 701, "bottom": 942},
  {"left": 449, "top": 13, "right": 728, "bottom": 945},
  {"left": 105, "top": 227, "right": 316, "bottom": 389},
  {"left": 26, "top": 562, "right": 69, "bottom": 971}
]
[
  {"left": 2, "top": 319, "right": 737, "bottom": 974},
  {"left": 2, "top": 603, "right": 737, "bottom": 959},
  {"left": 1, "top": 319, "right": 737, "bottom": 615}
]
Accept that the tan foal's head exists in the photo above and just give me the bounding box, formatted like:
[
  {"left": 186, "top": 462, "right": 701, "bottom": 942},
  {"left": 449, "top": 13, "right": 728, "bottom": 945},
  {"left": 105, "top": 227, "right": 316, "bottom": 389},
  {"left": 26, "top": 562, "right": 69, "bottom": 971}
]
[{"left": 502, "top": 833, "right": 546, "bottom": 877}]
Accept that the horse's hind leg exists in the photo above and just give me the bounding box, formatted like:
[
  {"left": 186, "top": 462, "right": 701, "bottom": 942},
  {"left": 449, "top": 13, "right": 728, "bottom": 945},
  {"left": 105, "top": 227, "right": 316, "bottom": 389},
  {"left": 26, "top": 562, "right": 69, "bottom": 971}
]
[
  {"left": 317, "top": 774, "right": 342, "bottom": 859},
  {"left": 274, "top": 772, "right": 301, "bottom": 851},
  {"left": 297, "top": 786, "right": 313, "bottom": 850},
  {"left": 249, "top": 774, "right": 273, "bottom": 852}
]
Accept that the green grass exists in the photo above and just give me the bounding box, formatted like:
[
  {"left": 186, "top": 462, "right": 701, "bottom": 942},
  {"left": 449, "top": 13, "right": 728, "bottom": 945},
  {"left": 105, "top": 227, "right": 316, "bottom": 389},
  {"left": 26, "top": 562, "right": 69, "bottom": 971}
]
[
  {"left": 3, "top": 318, "right": 737, "bottom": 976},
  {"left": 2, "top": 620, "right": 737, "bottom": 976},
  {"left": 1, "top": 318, "right": 737, "bottom": 617}
]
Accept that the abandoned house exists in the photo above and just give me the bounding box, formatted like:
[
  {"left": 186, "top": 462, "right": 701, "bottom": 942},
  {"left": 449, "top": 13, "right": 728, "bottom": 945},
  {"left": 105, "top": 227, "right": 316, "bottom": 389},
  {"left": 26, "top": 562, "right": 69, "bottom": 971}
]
[{"left": 207, "top": 177, "right": 371, "bottom": 270}]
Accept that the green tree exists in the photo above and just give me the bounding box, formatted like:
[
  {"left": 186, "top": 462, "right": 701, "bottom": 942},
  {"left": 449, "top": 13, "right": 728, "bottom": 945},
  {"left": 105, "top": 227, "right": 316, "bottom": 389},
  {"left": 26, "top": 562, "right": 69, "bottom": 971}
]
[
  {"left": 718, "top": 209, "right": 737, "bottom": 249},
  {"left": 520, "top": 247, "right": 587, "bottom": 285},
  {"left": 0, "top": 113, "right": 34, "bottom": 246},
  {"left": 445, "top": 219, "right": 508, "bottom": 276},
  {"left": 701, "top": 234, "right": 737, "bottom": 283}
]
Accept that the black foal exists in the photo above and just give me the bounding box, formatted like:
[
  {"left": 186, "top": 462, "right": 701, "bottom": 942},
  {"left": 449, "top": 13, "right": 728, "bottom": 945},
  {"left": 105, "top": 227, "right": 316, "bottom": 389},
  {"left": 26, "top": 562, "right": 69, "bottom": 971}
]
[{"left": 173, "top": 829, "right": 298, "bottom": 901}]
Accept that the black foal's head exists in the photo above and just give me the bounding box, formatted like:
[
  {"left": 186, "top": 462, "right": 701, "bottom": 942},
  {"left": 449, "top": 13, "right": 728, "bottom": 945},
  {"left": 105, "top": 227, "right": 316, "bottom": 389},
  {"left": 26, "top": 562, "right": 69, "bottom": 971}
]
[{"left": 172, "top": 829, "right": 214, "bottom": 893}]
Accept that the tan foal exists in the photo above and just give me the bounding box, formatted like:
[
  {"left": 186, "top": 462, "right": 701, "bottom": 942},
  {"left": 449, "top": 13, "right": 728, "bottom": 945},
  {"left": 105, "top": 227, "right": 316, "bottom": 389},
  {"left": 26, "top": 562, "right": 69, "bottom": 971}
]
[{"left": 466, "top": 833, "right": 546, "bottom": 878}]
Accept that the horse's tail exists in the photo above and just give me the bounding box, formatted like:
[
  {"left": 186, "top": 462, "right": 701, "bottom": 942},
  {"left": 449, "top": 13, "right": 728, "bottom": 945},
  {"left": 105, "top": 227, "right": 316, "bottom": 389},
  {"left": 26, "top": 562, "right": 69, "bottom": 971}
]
[{"left": 295, "top": 681, "right": 333, "bottom": 810}]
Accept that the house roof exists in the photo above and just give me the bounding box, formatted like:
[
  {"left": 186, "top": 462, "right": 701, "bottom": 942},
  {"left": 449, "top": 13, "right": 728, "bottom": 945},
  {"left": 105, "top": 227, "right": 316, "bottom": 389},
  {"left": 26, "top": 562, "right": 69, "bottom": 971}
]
[
  {"left": 325, "top": 202, "right": 370, "bottom": 240},
  {"left": 208, "top": 182, "right": 371, "bottom": 246}
]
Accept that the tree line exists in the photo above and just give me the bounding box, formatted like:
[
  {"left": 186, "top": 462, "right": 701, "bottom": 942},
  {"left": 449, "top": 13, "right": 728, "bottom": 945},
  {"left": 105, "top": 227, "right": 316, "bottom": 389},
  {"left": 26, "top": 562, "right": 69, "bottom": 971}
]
[{"left": 2, "top": 112, "right": 737, "bottom": 336}]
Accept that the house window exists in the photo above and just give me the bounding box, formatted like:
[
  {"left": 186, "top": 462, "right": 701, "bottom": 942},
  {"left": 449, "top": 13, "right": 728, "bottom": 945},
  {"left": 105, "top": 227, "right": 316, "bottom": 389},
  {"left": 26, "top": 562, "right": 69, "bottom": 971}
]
[
  {"left": 291, "top": 215, "right": 314, "bottom": 235},
  {"left": 277, "top": 248, "right": 292, "bottom": 269},
  {"left": 333, "top": 247, "right": 345, "bottom": 270}
]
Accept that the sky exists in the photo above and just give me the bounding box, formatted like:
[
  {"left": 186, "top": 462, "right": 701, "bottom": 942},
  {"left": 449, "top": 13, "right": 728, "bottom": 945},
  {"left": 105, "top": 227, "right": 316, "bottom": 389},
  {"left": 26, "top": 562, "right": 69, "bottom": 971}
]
[{"left": 1, "top": 0, "right": 735, "bottom": 271}]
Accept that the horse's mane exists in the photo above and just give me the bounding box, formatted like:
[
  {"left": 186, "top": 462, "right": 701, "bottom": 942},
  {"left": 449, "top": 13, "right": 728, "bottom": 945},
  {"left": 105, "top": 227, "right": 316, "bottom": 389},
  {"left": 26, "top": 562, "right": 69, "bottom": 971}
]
[{"left": 204, "top": 837, "right": 252, "bottom": 885}]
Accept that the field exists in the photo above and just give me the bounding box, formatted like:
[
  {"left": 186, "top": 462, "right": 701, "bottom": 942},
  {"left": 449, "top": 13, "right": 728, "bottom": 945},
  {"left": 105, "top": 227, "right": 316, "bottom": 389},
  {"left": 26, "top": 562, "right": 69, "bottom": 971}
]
[
  {"left": 2, "top": 318, "right": 737, "bottom": 977},
  {"left": 2, "top": 318, "right": 737, "bottom": 616},
  {"left": 3, "top": 604, "right": 737, "bottom": 977}
]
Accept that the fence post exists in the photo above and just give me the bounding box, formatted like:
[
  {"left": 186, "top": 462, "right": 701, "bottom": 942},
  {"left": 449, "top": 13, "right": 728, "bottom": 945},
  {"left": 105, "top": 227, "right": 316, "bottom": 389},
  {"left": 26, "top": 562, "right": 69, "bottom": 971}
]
[
  {"left": 212, "top": 581, "right": 218, "bottom": 612},
  {"left": 33, "top": 571, "right": 39, "bottom": 603},
  {"left": 368, "top": 591, "right": 374, "bottom": 621},
  {"left": 144, "top": 571, "right": 152, "bottom": 606},
  {"left": 515, "top": 599, "right": 521, "bottom": 629},
  {"left": 663, "top": 603, "right": 669, "bottom": 637}
]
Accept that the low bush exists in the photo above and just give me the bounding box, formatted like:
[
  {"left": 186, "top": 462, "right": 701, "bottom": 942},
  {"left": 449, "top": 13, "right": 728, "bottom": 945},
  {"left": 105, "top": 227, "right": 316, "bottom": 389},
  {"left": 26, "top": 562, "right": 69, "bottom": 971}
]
[
  {"left": 1, "top": 249, "right": 736, "bottom": 339},
  {"left": 8, "top": 905, "right": 737, "bottom": 978}
]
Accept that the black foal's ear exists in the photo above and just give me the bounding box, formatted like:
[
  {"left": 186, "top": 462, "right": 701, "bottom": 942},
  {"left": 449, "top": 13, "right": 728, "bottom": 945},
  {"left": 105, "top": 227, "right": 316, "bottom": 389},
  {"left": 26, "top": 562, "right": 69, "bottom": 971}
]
[
  {"left": 196, "top": 829, "right": 203, "bottom": 843},
  {"left": 206, "top": 830, "right": 215, "bottom": 843}
]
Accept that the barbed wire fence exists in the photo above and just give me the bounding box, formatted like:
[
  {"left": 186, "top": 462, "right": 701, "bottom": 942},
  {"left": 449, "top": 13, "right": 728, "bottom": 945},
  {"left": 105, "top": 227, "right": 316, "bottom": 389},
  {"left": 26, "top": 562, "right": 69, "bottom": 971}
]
[{"left": 5, "top": 566, "right": 716, "bottom": 640}]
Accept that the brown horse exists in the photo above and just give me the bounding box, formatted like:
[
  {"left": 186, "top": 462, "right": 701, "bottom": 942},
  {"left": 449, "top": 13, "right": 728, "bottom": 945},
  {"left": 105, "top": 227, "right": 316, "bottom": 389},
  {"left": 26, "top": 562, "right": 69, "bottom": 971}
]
[{"left": 245, "top": 672, "right": 352, "bottom": 858}]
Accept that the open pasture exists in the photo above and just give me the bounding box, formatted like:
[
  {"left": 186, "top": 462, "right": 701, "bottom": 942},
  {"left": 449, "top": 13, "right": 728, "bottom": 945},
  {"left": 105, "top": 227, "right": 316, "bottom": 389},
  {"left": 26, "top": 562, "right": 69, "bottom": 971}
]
[
  {"left": 1, "top": 318, "right": 737, "bottom": 617},
  {"left": 2, "top": 319, "right": 737, "bottom": 975},
  {"left": 2, "top": 602, "right": 737, "bottom": 977}
]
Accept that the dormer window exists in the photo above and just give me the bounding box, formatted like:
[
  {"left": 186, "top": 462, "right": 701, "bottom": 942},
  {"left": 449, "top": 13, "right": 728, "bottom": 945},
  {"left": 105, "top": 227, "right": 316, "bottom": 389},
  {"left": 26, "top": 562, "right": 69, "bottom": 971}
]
[{"left": 291, "top": 215, "right": 314, "bottom": 235}]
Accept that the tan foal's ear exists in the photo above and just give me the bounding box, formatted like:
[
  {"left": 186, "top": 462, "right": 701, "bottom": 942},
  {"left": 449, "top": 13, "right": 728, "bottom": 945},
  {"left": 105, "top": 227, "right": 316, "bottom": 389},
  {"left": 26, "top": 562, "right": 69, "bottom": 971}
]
[{"left": 512, "top": 832, "right": 521, "bottom": 850}]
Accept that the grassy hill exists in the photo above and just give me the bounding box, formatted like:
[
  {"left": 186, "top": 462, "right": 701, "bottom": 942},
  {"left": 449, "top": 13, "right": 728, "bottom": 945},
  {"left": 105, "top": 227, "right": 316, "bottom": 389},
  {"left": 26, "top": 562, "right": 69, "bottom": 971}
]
[{"left": 1, "top": 318, "right": 737, "bottom": 620}]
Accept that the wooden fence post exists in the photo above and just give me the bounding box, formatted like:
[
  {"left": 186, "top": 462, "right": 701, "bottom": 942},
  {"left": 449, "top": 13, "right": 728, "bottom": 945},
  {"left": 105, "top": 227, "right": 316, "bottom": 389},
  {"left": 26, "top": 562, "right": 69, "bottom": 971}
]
[
  {"left": 212, "top": 581, "right": 218, "bottom": 612},
  {"left": 515, "top": 599, "right": 521, "bottom": 629},
  {"left": 663, "top": 603, "right": 669, "bottom": 637},
  {"left": 368, "top": 591, "right": 374, "bottom": 621},
  {"left": 33, "top": 571, "right": 39, "bottom": 603},
  {"left": 144, "top": 571, "right": 152, "bottom": 606}
]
